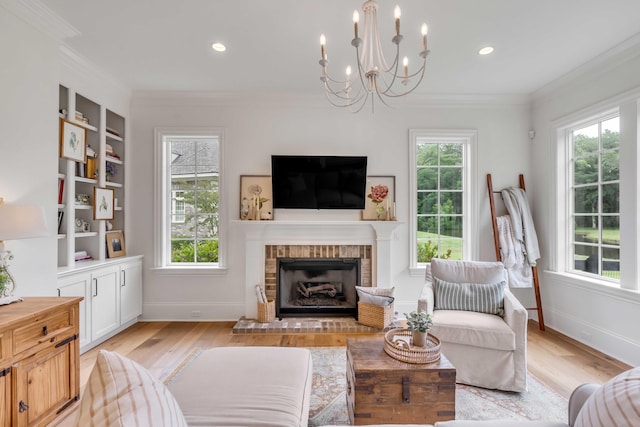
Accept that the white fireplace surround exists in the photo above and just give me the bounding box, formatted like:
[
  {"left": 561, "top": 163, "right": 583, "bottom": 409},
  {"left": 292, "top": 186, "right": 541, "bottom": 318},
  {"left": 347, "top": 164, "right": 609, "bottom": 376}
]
[{"left": 237, "top": 220, "right": 402, "bottom": 319}]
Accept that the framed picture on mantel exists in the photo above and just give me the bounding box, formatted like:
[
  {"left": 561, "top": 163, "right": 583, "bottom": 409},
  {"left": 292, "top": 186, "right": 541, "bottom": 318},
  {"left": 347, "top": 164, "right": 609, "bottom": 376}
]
[
  {"left": 240, "top": 175, "right": 273, "bottom": 221},
  {"left": 361, "top": 175, "right": 396, "bottom": 221}
]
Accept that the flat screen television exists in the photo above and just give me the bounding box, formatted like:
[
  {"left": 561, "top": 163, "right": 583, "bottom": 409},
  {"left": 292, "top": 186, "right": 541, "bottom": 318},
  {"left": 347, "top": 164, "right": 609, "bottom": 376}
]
[{"left": 271, "top": 155, "right": 368, "bottom": 209}]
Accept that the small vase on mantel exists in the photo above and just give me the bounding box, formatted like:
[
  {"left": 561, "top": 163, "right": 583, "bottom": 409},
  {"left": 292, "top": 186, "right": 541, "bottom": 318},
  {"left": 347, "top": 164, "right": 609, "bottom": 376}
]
[{"left": 412, "top": 331, "right": 428, "bottom": 347}]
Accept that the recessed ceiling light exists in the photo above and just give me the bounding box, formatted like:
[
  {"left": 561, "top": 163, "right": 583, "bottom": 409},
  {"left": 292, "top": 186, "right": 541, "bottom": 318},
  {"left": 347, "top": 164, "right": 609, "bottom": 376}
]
[
  {"left": 211, "top": 43, "right": 226, "bottom": 52},
  {"left": 478, "top": 46, "right": 494, "bottom": 56}
]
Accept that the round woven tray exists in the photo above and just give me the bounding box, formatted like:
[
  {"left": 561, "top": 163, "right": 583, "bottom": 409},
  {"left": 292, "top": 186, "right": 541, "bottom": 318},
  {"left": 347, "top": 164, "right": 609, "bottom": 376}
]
[{"left": 383, "top": 328, "right": 441, "bottom": 364}]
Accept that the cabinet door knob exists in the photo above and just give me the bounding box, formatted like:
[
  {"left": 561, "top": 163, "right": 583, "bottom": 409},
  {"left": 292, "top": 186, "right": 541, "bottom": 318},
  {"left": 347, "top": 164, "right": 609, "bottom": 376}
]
[
  {"left": 19, "top": 400, "right": 29, "bottom": 412},
  {"left": 42, "top": 326, "right": 48, "bottom": 336}
]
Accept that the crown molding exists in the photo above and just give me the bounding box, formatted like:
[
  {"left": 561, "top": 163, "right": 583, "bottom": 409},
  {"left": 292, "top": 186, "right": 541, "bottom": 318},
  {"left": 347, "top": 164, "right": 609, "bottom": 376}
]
[
  {"left": 132, "top": 90, "right": 531, "bottom": 109},
  {"left": 532, "top": 32, "right": 640, "bottom": 105},
  {"left": 1, "top": 0, "right": 79, "bottom": 41}
]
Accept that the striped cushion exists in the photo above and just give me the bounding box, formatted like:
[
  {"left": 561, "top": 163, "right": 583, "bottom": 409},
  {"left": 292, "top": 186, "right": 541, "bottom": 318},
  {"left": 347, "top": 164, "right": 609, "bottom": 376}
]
[
  {"left": 78, "top": 350, "right": 187, "bottom": 427},
  {"left": 433, "top": 277, "right": 506, "bottom": 317},
  {"left": 574, "top": 367, "right": 640, "bottom": 427}
]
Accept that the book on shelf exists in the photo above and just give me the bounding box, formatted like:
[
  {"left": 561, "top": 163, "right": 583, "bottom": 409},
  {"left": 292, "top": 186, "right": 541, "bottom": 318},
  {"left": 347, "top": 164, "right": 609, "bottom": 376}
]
[
  {"left": 58, "top": 178, "right": 64, "bottom": 204},
  {"left": 57, "top": 211, "right": 64, "bottom": 233}
]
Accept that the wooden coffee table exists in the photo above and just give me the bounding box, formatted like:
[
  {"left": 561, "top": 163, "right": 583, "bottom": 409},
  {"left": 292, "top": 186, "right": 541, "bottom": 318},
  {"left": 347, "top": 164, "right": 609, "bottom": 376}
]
[{"left": 346, "top": 336, "right": 456, "bottom": 425}]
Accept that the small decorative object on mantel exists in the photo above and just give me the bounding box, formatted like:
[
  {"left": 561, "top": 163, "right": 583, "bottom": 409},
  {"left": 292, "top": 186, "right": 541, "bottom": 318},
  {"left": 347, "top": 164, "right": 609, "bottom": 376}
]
[
  {"left": 361, "top": 175, "right": 396, "bottom": 221},
  {"left": 239, "top": 175, "right": 273, "bottom": 220},
  {"left": 404, "top": 310, "right": 433, "bottom": 347}
]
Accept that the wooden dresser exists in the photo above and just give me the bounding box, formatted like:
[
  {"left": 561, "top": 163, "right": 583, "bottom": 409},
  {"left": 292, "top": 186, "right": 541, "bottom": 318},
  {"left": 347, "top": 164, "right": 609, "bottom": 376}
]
[{"left": 0, "top": 297, "right": 82, "bottom": 427}]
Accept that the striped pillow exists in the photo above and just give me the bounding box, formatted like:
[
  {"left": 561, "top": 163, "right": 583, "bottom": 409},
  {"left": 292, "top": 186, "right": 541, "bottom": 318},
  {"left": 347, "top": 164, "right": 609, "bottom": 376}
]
[
  {"left": 574, "top": 367, "right": 640, "bottom": 427},
  {"left": 433, "top": 277, "right": 506, "bottom": 317},
  {"left": 78, "top": 350, "right": 187, "bottom": 427}
]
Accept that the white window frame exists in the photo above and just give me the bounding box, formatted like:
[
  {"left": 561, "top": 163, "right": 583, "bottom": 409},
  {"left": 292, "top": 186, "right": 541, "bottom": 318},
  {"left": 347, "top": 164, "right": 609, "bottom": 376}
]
[
  {"left": 551, "top": 90, "right": 640, "bottom": 293},
  {"left": 154, "top": 127, "right": 226, "bottom": 271},
  {"left": 409, "top": 129, "right": 477, "bottom": 274},
  {"left": 565, "top": 112, "right": 620, "bottom": 283}
]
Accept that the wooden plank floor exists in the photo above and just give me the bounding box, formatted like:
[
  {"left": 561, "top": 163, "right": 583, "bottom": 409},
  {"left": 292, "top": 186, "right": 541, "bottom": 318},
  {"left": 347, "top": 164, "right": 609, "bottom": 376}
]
[
  {"left": 53, "top": 319, "right": 631, "bottom": 426},
  {"left": 76, "top": 319, "right": 630, "bottom": 399}
]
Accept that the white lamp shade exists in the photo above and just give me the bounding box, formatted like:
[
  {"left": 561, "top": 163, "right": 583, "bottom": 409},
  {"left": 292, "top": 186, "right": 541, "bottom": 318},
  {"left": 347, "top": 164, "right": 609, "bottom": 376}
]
[{"left": 0, "top": 204, "right": 48, "bottom": 241}]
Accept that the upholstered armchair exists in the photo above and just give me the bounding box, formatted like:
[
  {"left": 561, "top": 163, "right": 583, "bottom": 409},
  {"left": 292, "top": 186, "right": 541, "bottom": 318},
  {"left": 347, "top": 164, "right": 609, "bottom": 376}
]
[{"left": 418, "top": 258, "right": 528, "bottom": 392}]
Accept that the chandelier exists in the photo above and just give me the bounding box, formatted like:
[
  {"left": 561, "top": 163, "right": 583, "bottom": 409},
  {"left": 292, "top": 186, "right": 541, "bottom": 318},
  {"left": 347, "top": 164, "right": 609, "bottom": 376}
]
[{"left": 319, "top": 0, "right": 429, "bottom": 112}]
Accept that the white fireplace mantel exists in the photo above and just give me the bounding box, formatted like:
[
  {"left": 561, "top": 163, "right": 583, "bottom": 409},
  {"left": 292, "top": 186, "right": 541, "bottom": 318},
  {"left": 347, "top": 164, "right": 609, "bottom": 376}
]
[{"left": 234, "top": 220, "right": 403, "bottom": 318}]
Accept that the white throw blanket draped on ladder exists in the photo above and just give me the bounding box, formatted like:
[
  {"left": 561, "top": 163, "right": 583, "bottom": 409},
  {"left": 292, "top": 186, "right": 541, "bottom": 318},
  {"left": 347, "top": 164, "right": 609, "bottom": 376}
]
[{"left": 498, "top": 187, "right": 541, "bottom": 288}]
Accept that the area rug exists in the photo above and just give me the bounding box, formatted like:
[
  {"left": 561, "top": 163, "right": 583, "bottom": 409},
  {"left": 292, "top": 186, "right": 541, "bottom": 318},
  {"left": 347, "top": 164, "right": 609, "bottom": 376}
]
[{"left": 308, "top": 347, "right": 567, "bottom": 426}]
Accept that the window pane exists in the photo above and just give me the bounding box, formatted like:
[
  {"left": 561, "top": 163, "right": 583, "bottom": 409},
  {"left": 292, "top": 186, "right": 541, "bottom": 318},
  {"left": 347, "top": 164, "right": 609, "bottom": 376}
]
[
  {"left": 439, "top": 144, "right": 463, "bottom": 166},
  {"left": 602, "top": 150, "right": 619, "bottom": 181},
  {"left": 573, "top": 155, "right": 598, "bottom": 185},
  {"left": 440, "top": 216, "right": 463, "bottom": 238},
  {"left": 417, "top": 192, "right": 438, "bottom": 214},
  {"left": 417, "top": 168, "right": 438, "bottom": 190},
  {"left": 602, "top": 216, "right": 620, "bottom": 246},
  {"left": 573, "top": 124, "right": 598, "bottom": 157},
  {"left": 437, "top": 238, "right": 462, "bottom": 260},
  {"left": 172, "top": 240, "right": 195, "bottom": 263},
  {"left": 440, "top": 168, "right": 462, "bottom": 190},
  {"left": 602, "top": 183, "right": 619, "bottom": 214},
  {"left": 416, "top": 144, "right": 438, "bottom": 166},
  {"left": 573, "top": 244, "right": 598, "bottom": 273},
  {"left": 602, "top": 117, "right": 620, "bottom": 150},
  {"left": 417, "top": 216, "right": 438, "bottom": 234},
  {"left": 601, "top": 247, "right": 620, "bottom": 280},
  {"left": 196, "top": 239, "right": 219, "bottom": 262},
  {"left": 440, "top": 192, "right": 462, "bottom": 214},
  {"left": 574, "top": 186, "right": 598, "bottom": 213},
  {"left": 574, "top": 216, "right": 599, "bottom": 244}
]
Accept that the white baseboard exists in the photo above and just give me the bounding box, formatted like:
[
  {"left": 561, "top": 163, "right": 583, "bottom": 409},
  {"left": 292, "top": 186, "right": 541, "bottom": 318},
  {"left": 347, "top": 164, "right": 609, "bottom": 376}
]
[{"left": 141, "top": 302, "right": 245, "bottom": 321}]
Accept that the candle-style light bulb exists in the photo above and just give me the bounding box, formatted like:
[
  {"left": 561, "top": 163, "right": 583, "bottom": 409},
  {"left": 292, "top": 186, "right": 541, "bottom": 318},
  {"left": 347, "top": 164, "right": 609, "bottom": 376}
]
[
  {"left": 346, "top": 66, "right": 352, "bottom": 77},
  {"left": 421, "top": 23, "right": 428, "bottom": 51},
  {"left": 320, "top": 34, "right": 326, "bottom": 60},
  {"left": 353, "top": 10, "right": 359, "bottom": 39},
  {"left": 403, "top": 56, "right": 408, "bottom": 78},
  {"left": 394, "top": 5, "right": 401, "bottom": 36}
]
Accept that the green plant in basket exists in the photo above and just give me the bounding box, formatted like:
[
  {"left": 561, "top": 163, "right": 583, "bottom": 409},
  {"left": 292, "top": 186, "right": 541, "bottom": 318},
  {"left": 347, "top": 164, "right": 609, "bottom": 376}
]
[{"left": 404, "top": 310, "right": 433, "bottom": 332}]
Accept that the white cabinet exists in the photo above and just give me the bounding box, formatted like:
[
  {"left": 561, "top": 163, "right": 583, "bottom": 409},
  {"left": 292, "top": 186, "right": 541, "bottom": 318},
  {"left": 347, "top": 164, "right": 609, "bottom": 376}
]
[
  {"left": 57, "top": 274, "right": 91, "bottom": 349},
  {"left": 120, "top": 260, "right": 142, "bottom": 324},
  {"left": 91, "top": 265, "right": 120, "bottom": 341},
  {"left": 57, "top": 256, "right": 143, "bottom": 352}
]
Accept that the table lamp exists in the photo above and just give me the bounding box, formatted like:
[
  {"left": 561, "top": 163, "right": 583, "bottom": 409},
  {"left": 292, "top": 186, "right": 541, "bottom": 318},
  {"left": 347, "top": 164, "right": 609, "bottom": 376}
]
[{"left": 0, "top": 198, "right": 48, "bottom": 303}]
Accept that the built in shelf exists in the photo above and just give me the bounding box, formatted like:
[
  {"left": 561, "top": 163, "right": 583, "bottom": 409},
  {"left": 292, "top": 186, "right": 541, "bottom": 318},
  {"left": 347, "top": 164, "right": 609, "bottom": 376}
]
[
  {"left": 76, "top": 177, "right": 97, "bottom": 184},
  {"left": 75, "top": 232, "right": 98, "bottom": 238},
  {"left": 106, "top": 182, "right": 123, "bottom": 188},
  {"left": 105, "top": 156, "right": 122, "bottom": 165},
  {"left": 75, "top": 205, "right": 91, "bottom": 210}
]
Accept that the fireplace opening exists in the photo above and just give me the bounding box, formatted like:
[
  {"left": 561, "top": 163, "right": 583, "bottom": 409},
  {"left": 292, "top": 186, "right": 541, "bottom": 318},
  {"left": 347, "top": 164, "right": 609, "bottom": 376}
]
[{"left": 276, "top": 258, "right": 360, "bottom": 317}]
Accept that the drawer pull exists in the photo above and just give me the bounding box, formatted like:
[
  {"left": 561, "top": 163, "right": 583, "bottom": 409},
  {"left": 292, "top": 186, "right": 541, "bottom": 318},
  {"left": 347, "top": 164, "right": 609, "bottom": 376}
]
[
  {"left": 42, "top": 326, "right": 48, "bottom": 336},
  {"left": 0, "top": 367, "right": 10, "bottom": 378},
  {"left": 55, "top": 334, "right": 79, "bottom": 348},
  {"left": 19, "top": 400, "right": 29, "bottom": 413}
]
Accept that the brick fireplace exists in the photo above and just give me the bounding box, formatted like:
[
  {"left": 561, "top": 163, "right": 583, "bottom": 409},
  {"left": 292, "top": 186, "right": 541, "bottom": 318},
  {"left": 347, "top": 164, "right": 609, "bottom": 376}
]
[{"left": 240, "top": 220, "right": 401, "bottom": 319}]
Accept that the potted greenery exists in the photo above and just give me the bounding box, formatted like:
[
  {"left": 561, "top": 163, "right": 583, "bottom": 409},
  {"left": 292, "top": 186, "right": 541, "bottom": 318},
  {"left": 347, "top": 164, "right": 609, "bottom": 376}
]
[{"left": 404, "top": 310, "right": 433, "bottom": 347}]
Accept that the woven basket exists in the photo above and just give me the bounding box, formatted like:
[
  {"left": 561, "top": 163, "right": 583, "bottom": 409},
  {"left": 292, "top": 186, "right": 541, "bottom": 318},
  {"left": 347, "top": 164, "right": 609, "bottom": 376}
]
[
  {"left": 257, "top": 299, "right": 275, "bottom": 323},
  {"left": 357, "top": 301, "right": 394, "bottom": 329},
  {"left": 383, "top": 328, "right": 441, "bottom": 364}
]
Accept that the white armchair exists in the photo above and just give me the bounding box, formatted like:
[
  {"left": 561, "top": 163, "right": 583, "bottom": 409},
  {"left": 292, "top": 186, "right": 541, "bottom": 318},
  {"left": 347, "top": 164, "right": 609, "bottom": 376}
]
[{"left": 418, "top": 258, "right": 528, "bottom": 392}]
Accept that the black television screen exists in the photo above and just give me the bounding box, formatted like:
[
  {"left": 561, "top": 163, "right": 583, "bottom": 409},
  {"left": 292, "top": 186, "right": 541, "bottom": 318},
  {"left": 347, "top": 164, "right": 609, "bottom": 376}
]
[{"left": 271, "top": 155, "right": 368, "bottom": 209}]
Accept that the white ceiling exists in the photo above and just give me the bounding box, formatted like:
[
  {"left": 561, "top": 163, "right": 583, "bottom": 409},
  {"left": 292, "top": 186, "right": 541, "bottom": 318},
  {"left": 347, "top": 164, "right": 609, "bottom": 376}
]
[{"left": 45, "top": 0, "right": 640, "bottom": 96}]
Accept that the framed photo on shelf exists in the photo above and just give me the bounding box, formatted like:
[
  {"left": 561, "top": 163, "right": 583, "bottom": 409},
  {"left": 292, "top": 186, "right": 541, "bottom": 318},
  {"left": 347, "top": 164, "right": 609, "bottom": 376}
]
[
  {"left": 106, "top": 231, "right": 126, "bottom": 258},
  {"left": 93, "top": 187, "right": 114, "bottom": 220},
  {"left": 59, "top": 118, "right": 87, "bottom": 163},
  {"left": 239, "top": 175, "right": 273, "bottom": 220},
  {"left": 361, "top": 175, "right": 396, "bottom": 221}
]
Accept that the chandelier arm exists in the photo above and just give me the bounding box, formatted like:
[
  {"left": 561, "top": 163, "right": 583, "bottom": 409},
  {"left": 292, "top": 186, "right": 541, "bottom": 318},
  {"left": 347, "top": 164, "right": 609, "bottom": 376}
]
[
  {"left": 381, "top": 61, "right": 427, "bottom": 98},
  {"left": 353, "top": 45, "right": 374, "bottom": 94},
  {"left": 322, "top": 79, "right": 368, "bottom": 106}
]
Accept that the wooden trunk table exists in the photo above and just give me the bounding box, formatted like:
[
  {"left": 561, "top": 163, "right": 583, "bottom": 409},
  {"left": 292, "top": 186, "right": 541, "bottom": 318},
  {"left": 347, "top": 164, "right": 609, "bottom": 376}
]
[{"left": 346, "top": 336, "right": 456, "bottom": 425}]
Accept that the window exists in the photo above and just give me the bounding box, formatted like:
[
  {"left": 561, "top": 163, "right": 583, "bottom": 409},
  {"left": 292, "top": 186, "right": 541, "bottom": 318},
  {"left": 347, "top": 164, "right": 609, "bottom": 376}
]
[
  {"left": 568, "top": 115, "right": 620, "bottom": 281},
  {"left": 410, "top": 130, "right": 475, "bottom": 268},
  {"left": 155, "top": 129, "right": 224, "bottom": 267},
  {"left": 172, "top": 191, "right": 185, "bottom": 223}
]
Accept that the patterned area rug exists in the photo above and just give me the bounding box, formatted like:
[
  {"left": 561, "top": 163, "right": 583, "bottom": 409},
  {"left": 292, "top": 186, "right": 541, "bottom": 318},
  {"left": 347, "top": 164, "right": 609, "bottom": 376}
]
[{"left": 308, "top": 347, "right": 567, "bottom": 426}]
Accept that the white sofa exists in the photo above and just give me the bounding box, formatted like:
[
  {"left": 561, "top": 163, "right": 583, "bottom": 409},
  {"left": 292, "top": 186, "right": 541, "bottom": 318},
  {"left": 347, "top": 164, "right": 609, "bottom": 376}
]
[
  {"left": 418, "top": 259, "right": 528, "bottom": 392},
  {"left": 77, "top": 347, "right": 313, "bottom": 427}
]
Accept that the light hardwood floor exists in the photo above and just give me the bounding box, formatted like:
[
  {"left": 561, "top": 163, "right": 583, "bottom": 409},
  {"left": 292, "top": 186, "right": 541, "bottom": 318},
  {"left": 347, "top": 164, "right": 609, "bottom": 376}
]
[
  {"left": 76, "top": 319, "right": 630, "bottom": 400},
  {"left": 52, "top": 319, "right": 631, "bottom": 426}
]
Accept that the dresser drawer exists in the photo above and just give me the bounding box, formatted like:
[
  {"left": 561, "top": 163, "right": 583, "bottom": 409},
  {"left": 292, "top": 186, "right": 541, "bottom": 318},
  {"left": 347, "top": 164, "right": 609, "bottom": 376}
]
[{"left": 13, "top": 309, "right": 74, "bottom": 355}]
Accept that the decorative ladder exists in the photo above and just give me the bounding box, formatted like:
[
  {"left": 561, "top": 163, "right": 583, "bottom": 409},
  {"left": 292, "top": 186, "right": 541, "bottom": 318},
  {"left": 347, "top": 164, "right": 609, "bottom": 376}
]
[{"left": 487, "top": 173, "right": 545, "bottom": 331}]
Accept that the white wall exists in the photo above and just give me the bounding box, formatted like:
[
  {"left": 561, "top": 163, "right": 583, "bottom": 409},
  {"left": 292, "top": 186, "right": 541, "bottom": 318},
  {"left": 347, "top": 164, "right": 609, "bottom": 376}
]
[
  {"left": 531, "top": 41, "right": 640, "bottom": 366},
  {"left": 0, "top": 6, "right": 59, "bottom": 295},
  {"left": 130, "top": 93, "right": 533, "bottom": 320}
]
